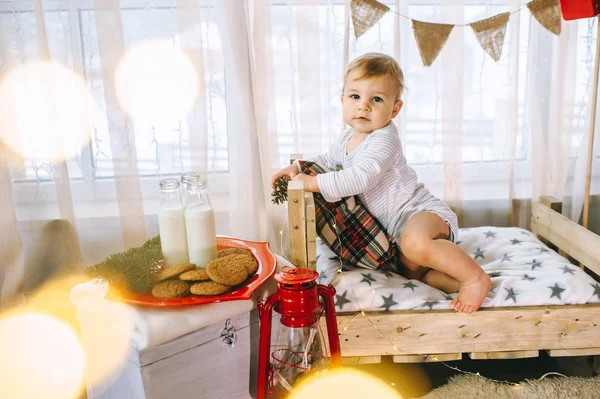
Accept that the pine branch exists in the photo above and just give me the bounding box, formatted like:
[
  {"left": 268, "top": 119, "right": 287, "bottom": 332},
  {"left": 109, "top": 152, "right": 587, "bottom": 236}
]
[
  {"left": 271, "top": 176, "right": 291, "bottom": 205},
  {"left": 85, "top": 235, "right": 163, "bottom": 294}
]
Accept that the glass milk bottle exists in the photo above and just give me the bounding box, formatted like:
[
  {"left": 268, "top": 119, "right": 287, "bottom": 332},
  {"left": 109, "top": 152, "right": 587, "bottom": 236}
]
[
  {"left": 158, "top": 178, "right": 189, "bottom": 267},
  {"left": 184, "top": 179, "right": 217, "bottom": 268},
  {"left": 180, "top": 172, "right": 200, "bottom": 205}
]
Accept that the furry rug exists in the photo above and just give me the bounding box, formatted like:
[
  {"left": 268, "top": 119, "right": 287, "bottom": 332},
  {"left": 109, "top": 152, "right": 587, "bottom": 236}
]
[{"left": 419, "top": 374, "right": 600, "bottom": 399}]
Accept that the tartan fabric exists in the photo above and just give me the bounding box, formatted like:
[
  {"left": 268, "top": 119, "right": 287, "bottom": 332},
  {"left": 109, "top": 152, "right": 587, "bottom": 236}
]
[{"left": 298, "top": 161, "right": 398, "bottom": 270}]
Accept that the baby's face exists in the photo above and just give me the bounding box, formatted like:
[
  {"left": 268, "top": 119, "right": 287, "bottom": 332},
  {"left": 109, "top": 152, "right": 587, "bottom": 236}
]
[{"left": 342, "top": 70, "right": 402, "bottom": 134}]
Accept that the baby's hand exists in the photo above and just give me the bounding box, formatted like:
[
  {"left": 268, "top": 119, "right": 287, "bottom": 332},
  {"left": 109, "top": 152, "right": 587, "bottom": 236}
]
[
  {"left": 292, "top": 174, "right": 319, "bottom": 193},
  {"left": 271, "top": 164, "right": 299, "bottom": 188}
]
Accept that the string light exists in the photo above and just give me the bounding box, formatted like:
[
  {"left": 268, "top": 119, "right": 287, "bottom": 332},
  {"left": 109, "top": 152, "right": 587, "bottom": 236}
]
[
  {"left": 435, "top": 361, "right": 564, "bottom": 387},
  {"left": 284, "top": 186, "right": 568, "bottom": 386},
  {"left": 540, "top": 372, "right": 567, "bottom": 379},
  {"left": 389, "top": 2, "right": 530, "bottom": 28},
  {"left": 279, "top": 217, "right": 291, "bottom": 264},
  {"left": 308, "top": 195, "right": 406, "bottom": 353}
]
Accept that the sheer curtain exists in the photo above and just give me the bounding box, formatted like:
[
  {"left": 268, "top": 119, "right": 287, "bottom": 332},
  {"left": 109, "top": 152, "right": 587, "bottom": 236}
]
[
  {"left": 0, "top": 0, "right": 598, "bottom": 305},
  {"left": 247, "top": 0, "right": 597, "bottom": 236}
]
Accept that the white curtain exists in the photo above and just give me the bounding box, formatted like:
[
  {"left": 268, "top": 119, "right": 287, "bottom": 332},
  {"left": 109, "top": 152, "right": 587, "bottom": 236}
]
[{"left": 0, "top": 0, "right": 598, "bottom": 304}]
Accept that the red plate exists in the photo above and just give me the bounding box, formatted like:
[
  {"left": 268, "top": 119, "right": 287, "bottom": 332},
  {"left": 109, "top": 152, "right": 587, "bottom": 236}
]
[{"left": 111, "top": 236, "right": 277, "bottom": 307}]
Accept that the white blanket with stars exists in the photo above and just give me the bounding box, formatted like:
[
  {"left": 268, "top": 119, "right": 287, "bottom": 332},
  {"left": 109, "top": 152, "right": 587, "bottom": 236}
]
[{"left": 316, "top": 227, "right": 600, "bottom": 313}]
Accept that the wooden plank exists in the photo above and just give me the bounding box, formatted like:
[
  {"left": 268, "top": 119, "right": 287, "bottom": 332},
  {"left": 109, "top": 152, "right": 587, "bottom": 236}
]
[
  {"left": 538, "top": 197, "right": 563, "bottom": 253},
  {"left": 324, "top": 304, "right": 600, "bottom": 357},
  {"left": 342, "top": 356, "right": 381, "bottom": 366},
  {"left": 547, "top": 348, "right": 600, "bottom": 357},
  {"left": 288, "top": 180, "right": 307, "bottom": 268},
  {"left": 289, "top": 153, "right": 303, "bottom": 164},
  {"left": 305, "top": 192, "right": 317, "bottom": 271},
  {"left": 531, "top": 201, "right": 600, "bottom": 276},
  {"left": 393, "top": 353, "right": 462, "bottom": 363},
  {"left": 469, "top": 350, "right": 538, "bottom": 360},
  {"left": 539, "top": 196, "right": 562, "bottom": 213}
]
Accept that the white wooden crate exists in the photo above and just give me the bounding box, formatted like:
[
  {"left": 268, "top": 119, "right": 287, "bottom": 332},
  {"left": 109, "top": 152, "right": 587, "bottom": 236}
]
[{"left": 86, "top": 311, "right": 257, "bottom": 399}]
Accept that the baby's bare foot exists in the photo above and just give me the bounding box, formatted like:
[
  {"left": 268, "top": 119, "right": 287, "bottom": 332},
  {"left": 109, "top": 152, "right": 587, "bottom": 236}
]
[{"left": 450, "top": 271, "right": 491, "bottom": 314}]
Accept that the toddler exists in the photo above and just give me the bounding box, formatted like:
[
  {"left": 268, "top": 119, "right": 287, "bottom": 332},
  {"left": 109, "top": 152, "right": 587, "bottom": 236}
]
[{"left": 272, "top": 53, "right": 491, "bottom": 313}]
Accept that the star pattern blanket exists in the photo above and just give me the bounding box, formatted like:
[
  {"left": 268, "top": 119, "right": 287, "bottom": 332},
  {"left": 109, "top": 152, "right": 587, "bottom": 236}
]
[{"left": 315, "top": 227, "right": 600, "bottom": 313}]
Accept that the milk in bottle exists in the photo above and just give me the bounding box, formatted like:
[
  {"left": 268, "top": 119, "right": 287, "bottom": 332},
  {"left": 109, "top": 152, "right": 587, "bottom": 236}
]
[
  {"left": 158, "top": 178, "right": 189, "bottom": 267},
  {"left": 184, "top": 178, "right": 217, "bottom": 268}
]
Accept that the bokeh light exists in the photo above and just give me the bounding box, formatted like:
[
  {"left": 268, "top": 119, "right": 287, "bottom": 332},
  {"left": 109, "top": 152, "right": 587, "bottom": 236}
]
[
  {"left": 115, "top": 40, "right": 199, "bottom": 125},
  {"left": 0, "top": 62, "right": 94, "bottom": 160},
  {"left": 288, "top": 368, "right": 403, "bottom": 399},
  {"left": 5, "top": 273, "right": 134, "bottom": 399},
  {"left": 0, "top": 312, "right": 85, "bottom": 399}
]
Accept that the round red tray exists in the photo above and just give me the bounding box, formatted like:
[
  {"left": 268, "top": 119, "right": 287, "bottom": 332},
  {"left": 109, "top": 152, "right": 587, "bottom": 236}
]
[{"left": 113, "top": 236, "right": 277, "bottom": 307}]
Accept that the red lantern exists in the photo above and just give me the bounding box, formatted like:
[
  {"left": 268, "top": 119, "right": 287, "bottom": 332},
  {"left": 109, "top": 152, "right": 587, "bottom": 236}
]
[
  {"left": 256, "top": 267, "right": 342, "bottom": 399},
  {"left": 560, "top": 0, "right": 600, "bottom": 20}
]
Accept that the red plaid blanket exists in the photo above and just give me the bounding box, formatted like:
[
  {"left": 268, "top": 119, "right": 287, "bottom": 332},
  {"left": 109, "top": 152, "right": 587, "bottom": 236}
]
[{"left": 298, "top": 161, "right": 398, "bottom": 270}]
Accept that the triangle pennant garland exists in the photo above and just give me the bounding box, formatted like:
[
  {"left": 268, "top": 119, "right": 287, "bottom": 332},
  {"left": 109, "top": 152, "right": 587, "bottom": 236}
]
[
  {"left": 527, "top": 0, "right": 562, "bottom": 36},
  {"left": 470, "top": 12, "right": 510, "bottom": 62},
  {"left": 349, "top": 0, "right": 563, "bottom": 65},
  {"left": 350, "top": 0, "right": 390, "bottom": 39},
  {"left": 412, "top": 20, "right": 454, "bottom": 67}
]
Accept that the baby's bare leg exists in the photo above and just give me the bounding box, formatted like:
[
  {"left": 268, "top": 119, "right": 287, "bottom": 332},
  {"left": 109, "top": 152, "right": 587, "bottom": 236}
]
[
  {"left": 399, "top": 212, "right": 491, "bottom": 314},
  {"left": 422, "top": 270, "right": 460, "bottom": 294},
  {"left": 398, "top": 253, "right": 459, "bottom": 293}
]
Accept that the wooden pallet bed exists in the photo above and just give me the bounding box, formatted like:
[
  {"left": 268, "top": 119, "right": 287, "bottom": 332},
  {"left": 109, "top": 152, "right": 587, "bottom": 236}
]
[{"left": 286, "top": 181, "right": 600, "bottom": 365}]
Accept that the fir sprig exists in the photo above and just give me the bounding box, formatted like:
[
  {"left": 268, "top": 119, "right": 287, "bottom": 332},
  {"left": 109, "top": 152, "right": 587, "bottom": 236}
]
[
  {"left": 85, "top": 235, "right": 163, "bottom": 294},
  {"left": 271, "top": 176, "right": 291, "bottom": 205}
]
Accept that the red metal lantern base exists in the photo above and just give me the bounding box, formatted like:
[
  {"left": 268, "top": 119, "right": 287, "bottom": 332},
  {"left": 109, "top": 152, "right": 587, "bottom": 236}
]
[{"left": 256, "top": 267, "right": 341, "bottom": 399}]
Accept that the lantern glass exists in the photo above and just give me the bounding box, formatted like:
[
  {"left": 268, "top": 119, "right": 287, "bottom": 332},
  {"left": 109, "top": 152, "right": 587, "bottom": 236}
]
[{"left": 269, "top": 320, "right": 330, "bottom": 397}]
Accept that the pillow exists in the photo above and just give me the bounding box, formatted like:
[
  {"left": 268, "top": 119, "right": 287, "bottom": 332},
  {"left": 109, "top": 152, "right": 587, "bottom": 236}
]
[{"left": 297, "top": 160, "right": 398, "bottom": 271}]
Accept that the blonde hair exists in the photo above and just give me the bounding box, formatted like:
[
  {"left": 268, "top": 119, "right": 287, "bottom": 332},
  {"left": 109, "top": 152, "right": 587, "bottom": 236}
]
[{"left": 343, "top": 53, "right": 405, "bottom": 101}]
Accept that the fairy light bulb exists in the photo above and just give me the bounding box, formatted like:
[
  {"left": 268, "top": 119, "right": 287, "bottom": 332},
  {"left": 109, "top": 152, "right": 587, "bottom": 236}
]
[{"left": 288, "top": 368, "right": 402, "bottom": 399}]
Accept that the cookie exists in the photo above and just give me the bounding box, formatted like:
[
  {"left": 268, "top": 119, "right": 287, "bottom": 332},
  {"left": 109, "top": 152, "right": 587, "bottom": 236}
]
[
  {"left": 151, "top": 280, "right": 190, "bottom": 298},
  {"left": 190, "top": 281, "right": 231, "bottom": 296},
  {"left": 218, "top": 248, "right": 252, "bottom": 258},
  {"left": 179, "top": 269, "right": 210, "bottom": 281},
  {"left": 228, "top": 253, "right": 258, "bottom": 275},
  {"left": 155, "top": 263, "right": 196, "bottom": 282},
  {"left": 206, "top": 256, "right": 249, "bottom": 286}
]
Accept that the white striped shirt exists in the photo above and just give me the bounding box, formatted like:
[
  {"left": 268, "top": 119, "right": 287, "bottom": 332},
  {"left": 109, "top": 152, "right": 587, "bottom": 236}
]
[{"left": 309, "top": 122, "right": 458, "bottom": 241}]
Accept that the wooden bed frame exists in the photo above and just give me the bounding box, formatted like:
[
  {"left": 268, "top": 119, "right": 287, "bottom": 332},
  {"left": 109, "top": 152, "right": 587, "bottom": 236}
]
[{"left": 287, "top": 181, "right": 600, "bottom": 366}]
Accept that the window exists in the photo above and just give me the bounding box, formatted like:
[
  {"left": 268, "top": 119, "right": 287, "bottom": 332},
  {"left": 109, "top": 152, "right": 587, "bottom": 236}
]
[
  {"left": 2, "top": 0, "right": 599, "bottom": 204},
  {"left": 1, "top": 0, "right": 228, "bottom": 183}
]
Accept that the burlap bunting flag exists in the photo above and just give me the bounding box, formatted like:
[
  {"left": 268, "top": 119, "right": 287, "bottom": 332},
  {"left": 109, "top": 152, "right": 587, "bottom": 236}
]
[
  {"left": 527, "top": 0, "right": 562, "bottom": 36},
  {"left": 348, "top": 0, "right": 562, "bottom": 65},
  {"left": 412, "top": 20, "right": 454, "bottom": 67},
  {"left": 470, "top": 12, "right": 509, "bottom": 62},
  {"left": 350, "top": 0, "right": 390, "bottom": 39}
]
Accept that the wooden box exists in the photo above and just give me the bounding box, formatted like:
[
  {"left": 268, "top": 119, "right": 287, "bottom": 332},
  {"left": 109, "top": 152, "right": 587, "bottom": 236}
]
[{"left": 87, "top": 311, "right": 258, "bottom": 399}]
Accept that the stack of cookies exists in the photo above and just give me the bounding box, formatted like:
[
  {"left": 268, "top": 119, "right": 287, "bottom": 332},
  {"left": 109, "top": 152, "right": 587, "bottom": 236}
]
[{"left": 151, "top": 248, "right": 258, "bottom": 298}]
